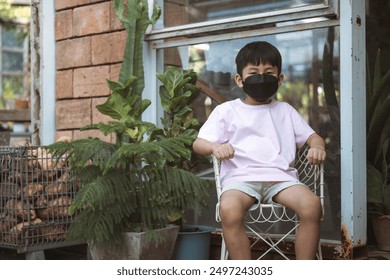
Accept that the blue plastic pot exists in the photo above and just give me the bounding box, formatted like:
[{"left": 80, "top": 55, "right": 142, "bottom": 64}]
[{"left": 173, "top": 225, "right": 214, "bottom": 260}]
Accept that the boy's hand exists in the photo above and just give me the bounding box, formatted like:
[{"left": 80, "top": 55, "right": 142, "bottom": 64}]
[
  {"left": 307, "top": 146, "right": 326, "bottom": 165},
  {"left": 212, "top": 143, "right": 235, "bottom": 160}
]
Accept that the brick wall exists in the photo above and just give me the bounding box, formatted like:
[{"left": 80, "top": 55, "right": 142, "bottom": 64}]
[{"left": 54, "top": 0, "right": 124, "bottom": 142}]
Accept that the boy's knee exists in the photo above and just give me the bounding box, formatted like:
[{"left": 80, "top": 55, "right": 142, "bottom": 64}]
[
  {"left": 219, "top": 190, "right": 255, "bottom": 226},
  {"left": 219, "top": 200, "right": 245, "bottom": 225},
  {"left": 297, "top": 196, "right": 321, "bottom": 222}
]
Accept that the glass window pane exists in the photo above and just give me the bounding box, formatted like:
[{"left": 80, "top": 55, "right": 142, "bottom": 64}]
[
  {"left": 2, "top": 28, "right": 24, "bottom": 48},
  {"left": 160, "top": 26, "right": 341, "bottom": 240},
  {"left": 1, "top": 75, "right": 24, "bottom": 109},
  {"left": 161, "top": 0, "right": 325, "bottom": 28},
  {"left": 2, "top": 75, "right": 24, "bottom": 95},
  {"left": 2, "top": 51, "right": 24, "bottom": 71}
]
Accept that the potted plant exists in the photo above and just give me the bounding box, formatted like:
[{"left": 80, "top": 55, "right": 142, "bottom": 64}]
[
  {"left": 366, "top": 49, "right": 390, "bottom": 251},
  {"left": 155, "top": 66, "right": 214, "bottom": 260},
  {"left": 45, "top": 0, "right": 210, "bottom": 259}
]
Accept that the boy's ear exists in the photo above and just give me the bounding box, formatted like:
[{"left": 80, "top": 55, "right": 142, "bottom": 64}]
[
  {"left": 278, "top": 73, "right": 284, "bottom": 87},
  {"left": 235, "top": 74, "right": 244, "bottom": 87}
]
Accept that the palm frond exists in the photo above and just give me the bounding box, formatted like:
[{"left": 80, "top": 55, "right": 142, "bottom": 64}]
[
  {"left": 105, "top": 134, "right": 194, "bottom": 169},
  {"left": 45, "top": 138, "right": 116, "bottom": 169},
  {"left": 67, "top": 168, "right": 141, "bottom": 244}
]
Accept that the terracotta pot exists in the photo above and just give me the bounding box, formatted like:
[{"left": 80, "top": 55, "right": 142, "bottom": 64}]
[{"left": 372, "top": 215, "right": 390, "bottom": 251}]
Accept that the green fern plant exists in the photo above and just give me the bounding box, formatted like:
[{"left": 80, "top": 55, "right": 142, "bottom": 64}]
[{"left": 45, "top": 0, "right": 209, "bottom": 245}]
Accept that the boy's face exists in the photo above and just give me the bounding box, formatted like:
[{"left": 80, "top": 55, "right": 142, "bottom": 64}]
[{"left": 235, "top": 63, "right": 284, "bottom": 104}]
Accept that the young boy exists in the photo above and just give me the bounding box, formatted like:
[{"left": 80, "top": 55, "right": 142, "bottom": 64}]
[{"left": 193, "top": 41, "right": 326, "bottom": 260}]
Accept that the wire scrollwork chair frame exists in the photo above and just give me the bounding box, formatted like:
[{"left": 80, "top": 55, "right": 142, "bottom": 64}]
[{"left": 213, "top": 146, "right": 325, "bottom": 260}]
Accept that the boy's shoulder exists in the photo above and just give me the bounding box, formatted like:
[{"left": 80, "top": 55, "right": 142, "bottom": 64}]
[
  {"left": 215, "top": 99, "right": 296, "bottom": 112},
  {"left": 221, "top": 98, "right": 240, "bottom": 105},
  {"left": 271, "top": 99, "right": 296, "bottom": 109},
  {"left": 214, "top": 98, "right": 241, "bottom": 110}
]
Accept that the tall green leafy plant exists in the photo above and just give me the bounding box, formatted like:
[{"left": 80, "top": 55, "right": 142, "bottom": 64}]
[
  {"left": 366, "top": 49, "right": 390, "bottom": 217},
  {"left": 45, "top": 0, "right": 209, "bottom": 245},
  {"left": 95, "top": 0, "right": 160, "bottom": 125},
  {"left": 153, "top": 66, "right": 206, "bottom": 223},
  {"left": 154, "top": 66, "right": 201, "bottom": 166}
]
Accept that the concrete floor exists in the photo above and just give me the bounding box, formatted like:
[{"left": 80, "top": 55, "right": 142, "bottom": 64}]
[
  {"left": 1, "top": 244, "right": 389, "bottom": 260},
  {"left": 0, "top": 244, "right": 88, "bottom": 260},
  {"left": 366, "top": 246, "right": 390, "bottom": 260}
]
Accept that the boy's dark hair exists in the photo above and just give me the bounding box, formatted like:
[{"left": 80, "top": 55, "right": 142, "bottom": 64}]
[{"left": 235, "top": 41, "right": 282, "bottom": 77}]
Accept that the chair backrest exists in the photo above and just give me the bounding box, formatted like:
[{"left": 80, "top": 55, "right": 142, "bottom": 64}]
[
  {"left": 213, "top": 146, "right": 325, "bottom": 222},
  {"left": 295, "top": 147, "right": 325, "bottom": 218},
  {"left": 213, "top": 155, "right": 223, "bottom": 222}
]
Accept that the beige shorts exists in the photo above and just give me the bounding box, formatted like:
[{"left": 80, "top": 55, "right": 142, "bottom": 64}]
[{"left": 221, "top": 181, "right": 307, "bottom": 211}]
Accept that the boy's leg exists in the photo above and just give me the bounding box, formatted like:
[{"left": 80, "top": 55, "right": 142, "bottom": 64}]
[
  {"left": 219, "top": 190, "right": 256, "bottom": 260},
  {"left": 273, "top": 185, "right": 322, "bottom": 260}
]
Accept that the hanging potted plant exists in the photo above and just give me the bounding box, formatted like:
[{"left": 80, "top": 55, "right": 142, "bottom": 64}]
[
  {"left": 45, "top": 0, "right": 210, "bottom": 259},
  {"left": 366, "top": 49, "right": 390, "bottom": 251}
]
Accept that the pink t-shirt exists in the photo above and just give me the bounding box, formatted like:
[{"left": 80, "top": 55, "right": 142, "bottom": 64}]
[{"left": 197, "top": 98, "right": 315, "bottom": 187}]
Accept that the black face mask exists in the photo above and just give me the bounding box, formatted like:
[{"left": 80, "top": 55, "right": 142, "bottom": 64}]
[{"left": 242, "top": 74, "right": 279, "bottom": 102}]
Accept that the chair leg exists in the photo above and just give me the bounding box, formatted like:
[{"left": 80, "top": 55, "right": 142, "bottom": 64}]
[
  {"left": 220, "top": 236, "right": 228, "bottom": 260},
  {"left": 316, "top": 242, "right": 323, "bottom": 260},
  {"left": 247, "top": 223, "right": 299, "bottom": 260},
  {"left": 221, "top": 234, "right": 322, "bottom": 260}
]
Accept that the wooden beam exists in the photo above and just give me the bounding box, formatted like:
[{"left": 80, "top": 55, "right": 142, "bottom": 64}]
[
  {"left": 196, "top": 80, "right": 228, "bottom": 104},
  {"left": 0, "top": 109, "right": 31, "bottom": 122}
]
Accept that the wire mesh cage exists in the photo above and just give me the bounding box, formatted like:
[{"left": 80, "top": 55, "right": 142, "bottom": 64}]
[
  {"left": 0, "top": 145, "right": 78, "bottom": 251},
  {"left": 0, "top": 131, "right": 10, "bottom": 146}
]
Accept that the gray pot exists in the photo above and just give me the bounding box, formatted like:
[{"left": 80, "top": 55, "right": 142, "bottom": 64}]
[{"left": 88, "top": 225, "right": 180, "bottom": 260}]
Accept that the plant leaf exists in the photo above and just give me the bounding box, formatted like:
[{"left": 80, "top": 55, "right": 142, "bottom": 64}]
[
  {"left": 96, "top": 92, "right": 131, "bottom": 120},
  {"left": 367, "top": 163, "right": 385, "bottom": 216}
]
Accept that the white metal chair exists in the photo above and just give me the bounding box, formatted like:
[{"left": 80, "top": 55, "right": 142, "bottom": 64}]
[{"left": 213, "top": 146, "right": 325, "bottom": 260}]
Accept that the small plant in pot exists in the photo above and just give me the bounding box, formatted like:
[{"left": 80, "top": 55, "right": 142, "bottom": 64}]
[
  {"left": 366, "top": 49, "right": 390, "bottom": 251},
  {"left": 45, "top": 0, "right": 210, "bottom": 259}
]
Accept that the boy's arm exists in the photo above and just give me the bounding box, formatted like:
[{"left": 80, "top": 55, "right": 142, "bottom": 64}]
[
  {"left": 305, "top": 133, "right": 326, "bottom": 165},
  {"left": 193, "top": 138, "right": 234, "bottom": 160}
]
